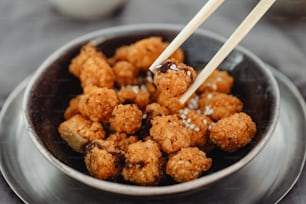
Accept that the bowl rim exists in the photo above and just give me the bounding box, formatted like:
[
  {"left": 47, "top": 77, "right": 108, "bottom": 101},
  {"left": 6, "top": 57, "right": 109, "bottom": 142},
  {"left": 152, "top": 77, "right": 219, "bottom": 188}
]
[{"left": 22, "top": 23, "right": 280, "bottom": 196}]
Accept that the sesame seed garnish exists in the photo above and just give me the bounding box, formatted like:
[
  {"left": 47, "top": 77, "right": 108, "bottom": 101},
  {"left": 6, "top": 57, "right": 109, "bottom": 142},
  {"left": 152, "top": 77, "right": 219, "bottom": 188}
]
[
  {"left": 130, "top": 86, "right": 140, "bottom": 94},
  {"left": 204, "top": 106, "right": 214, "bottom": 116},
  {"left": 140, "top": 84, "right": 147, "bottom": 91},
  {"left": 202, "top": 119, "right": 207, "bottom": 125},
  {"left": 187, "top": 71, "right": 191, "bottom": 76},
  {"left": 207, "top": 93, "right": 213, "bottom": 99},
  {"left": 212, "top": 84, "right": 217, "bottom": 90},
  {"left": 208, "top": 123, "right": 214, "bottom": 130},
  {"left": 188, "top": 95, "right": 199, "bottom": 109},
  {"left": 146, "top": 72, "right": 153, "bottom": 82},
  {"left": 142, "top": 114, "right": 147, "bottom": 119},
  {"left": 170, "top": 64, "right": 179, "bottom": 71},
  {"left": 194, "top": 127, "right": 200, "bottom": 132},
  {"left": 189, "top": 124, "right": 195, "bottom": 129},
  {"left": 216, "top": 76, "right": 223, "bottom": 82}
]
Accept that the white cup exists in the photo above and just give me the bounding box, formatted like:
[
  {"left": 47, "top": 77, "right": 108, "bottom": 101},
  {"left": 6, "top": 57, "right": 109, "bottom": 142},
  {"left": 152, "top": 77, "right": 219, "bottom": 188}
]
[{"left": 49, "top": 0, "right": 126, "bottom": 20}]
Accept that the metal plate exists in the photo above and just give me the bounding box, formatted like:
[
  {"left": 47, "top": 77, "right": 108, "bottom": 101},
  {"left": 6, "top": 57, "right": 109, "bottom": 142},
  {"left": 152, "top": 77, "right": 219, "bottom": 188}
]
[{"left": 0, "top": 67, "right": 306, "bottom": 204}]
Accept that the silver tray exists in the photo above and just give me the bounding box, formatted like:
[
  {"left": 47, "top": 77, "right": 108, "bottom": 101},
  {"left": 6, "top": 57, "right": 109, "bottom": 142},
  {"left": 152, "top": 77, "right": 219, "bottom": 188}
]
[{"left": 0, "top": 67, "right": 306, "bottom": 204}]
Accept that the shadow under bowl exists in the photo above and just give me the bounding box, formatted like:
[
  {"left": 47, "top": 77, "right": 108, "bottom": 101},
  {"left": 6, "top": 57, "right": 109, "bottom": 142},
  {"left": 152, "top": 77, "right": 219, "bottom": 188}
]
[{"left": 23, "top": 24, "right": 280, "bottom": 196}]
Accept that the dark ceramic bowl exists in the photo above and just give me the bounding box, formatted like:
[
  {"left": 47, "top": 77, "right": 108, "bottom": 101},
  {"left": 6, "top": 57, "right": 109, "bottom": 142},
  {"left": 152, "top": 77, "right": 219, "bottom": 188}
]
[{"left": 23, "top": 24, "right": 280, "bottom": 196}]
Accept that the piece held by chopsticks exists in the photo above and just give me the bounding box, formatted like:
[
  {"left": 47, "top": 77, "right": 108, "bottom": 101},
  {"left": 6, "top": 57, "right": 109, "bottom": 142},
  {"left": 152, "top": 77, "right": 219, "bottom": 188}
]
[
  {"left": 148, "top": 0, "right": 224, "bottom": 73},
  {"left": 179, "top": 0, "right": 276, "bottom": 104}
]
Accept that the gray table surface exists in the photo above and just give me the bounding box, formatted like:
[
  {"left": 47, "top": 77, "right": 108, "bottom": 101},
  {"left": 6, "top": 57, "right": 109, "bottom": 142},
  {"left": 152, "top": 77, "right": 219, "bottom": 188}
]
[{"left": 0, "top": 0, "right": 306, "bottom": 203}]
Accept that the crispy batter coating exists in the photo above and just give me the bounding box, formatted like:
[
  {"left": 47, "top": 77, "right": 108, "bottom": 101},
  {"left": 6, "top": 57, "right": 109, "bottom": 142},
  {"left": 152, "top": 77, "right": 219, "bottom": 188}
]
[
  {"left": 166, "top": 147, "right": 212, "bottom": 183},
  {"left": 113, "top": 61, "right": 139, "bottom": 86},
  {"left": 58, "top": 114, "right": 105, "bottom": 153},
  {"left": 64, "top": 95, "right": 81, "bottom": 119},
  {"left": 178, "top": 108, "right": 211, "bottom": 147},
  {"left": 145, "top": 80, "right": 160, "bottom": 102},
  {"left": 117, "top": 85, "right": 150, "bottom": 109},
  {"left": 109, "top": 104, "right": 143, "bottom": 134},
  {"left": 79, "top": 87, "right": 119, "bottom": 123},
  {"left": 84, "top": 140, "right": 124, "bottom": 180},
  {"left": 210, "top": 112, "right": 257, "bottom": 152},
  {"left": 111, "top": 37, "right": 184, "bottom": 70},
  {"left": 198, "top": 69, "right": 234, "bottom": 94},
  {"left": 107, "top": 132, "right": 139, "bottom": 153},
  {"left": 69, "top": 43, "right": 106, "bottom": 78},
  {"left": 199, "top": 92, "right": 243, "bottom": 121},
  {"left": 150, "top": 115, "right": 190, "bottom": 154},
  {"left": 80, "top": 56, "right": 115, "bottom": 89},
  {"left": 144, "top": 103, "right": 169, "bottom": 124},
  {"left": 154, "top": 60, "right": 197, "bottom": 98},
  {"left": 157, "top": 93, "right": 185, "bottom": 114},
  {"left": 122, "top": 140, "right": 164, "bottom": 185}
]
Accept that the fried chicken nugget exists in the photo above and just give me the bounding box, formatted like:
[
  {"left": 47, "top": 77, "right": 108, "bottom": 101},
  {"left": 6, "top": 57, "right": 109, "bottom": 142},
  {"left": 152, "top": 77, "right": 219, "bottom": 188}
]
[
  {"left": 157, "top": 93, "right": 185, "bottom": 114},
  {"left": 150, "top": 114, "right": 190, "bottom": 154},
  {"left": 153, "top": 59, "right": 197, "bottom": 98},
  {"left": 111, "top": 37, "right": 184, "bottom": 70},
  {"left": 84, "top": 140, "right": 124, "bottom": 180},
  {"left": 79, "top": 86, "right": 119, "bottom": 123},
  {"left": 122, "top": 140, "right": 164, "bottom": 185},
  {"left": 117, "top": 85, "right": 150, "bottom": 109},
  {"left": 166, "top": 147, "right": 212, "bottom": 183},
  {"left": 197, "top": 69, "right": 234, "bottom": 94},
  {"left": 107, "top": 132, "right": 139, "bottom": 153},
  {"left": 64, "top": 95, "right": 81, "bottom": 119},
  {"left": 210, "top": 112, "right": 257, "bottom": 152},
  {"left": 178, "top": 108, "right": 212, "bottom": 147},
  {"left": 58, "top": 114, "right": 105, "bottom": 153},
  {"left": 113, "top": 61, "right": 139, "bottom": 86},
  {"left": 144, "top": 103, "right": 169, "bottom": 124},
  {"left": 80, "top": 56, "right": 115, "bottom": 89},
  {"left": 199, "top": 92, "right": 243, "bottom": 121},
  {"left": 109, "top": 104, "right": 143, "bottom": 134},
  {"left": 69, "top": 43, "right": 106, "bottom": 78}
]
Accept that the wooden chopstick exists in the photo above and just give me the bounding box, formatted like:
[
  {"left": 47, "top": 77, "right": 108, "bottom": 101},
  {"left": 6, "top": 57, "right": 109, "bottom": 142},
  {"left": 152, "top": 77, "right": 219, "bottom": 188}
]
[
  {"left": 179, "top": 0, "right": 276, "bottom": 104},
  {"left": 148, "top": 0, "right": 224, "bottom": 73}
]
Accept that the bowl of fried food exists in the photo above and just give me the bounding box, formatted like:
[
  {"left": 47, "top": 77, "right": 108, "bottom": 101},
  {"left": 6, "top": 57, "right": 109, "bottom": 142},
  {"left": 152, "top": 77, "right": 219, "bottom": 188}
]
[{"left": 23, "top": 24, "right": 279, "bottom": 196}]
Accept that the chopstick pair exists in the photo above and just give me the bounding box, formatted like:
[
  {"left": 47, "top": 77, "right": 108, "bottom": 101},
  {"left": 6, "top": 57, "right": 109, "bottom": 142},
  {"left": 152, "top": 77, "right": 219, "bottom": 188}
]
[{"left": 148, "top": 0, "right": 276, "bottom": 104}]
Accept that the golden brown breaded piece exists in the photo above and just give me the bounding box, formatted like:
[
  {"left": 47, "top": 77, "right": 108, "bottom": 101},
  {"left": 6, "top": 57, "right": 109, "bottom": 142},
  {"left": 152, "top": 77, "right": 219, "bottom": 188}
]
[
  {"left": 69, "top": 43, "right": 106, "bottom": 78},
  {"left": 198, "top": 92, "right": 243, "bottom": 121},
  {"left": 64, "top": 95, "right": 81, "bottom": 119},
  {"left": 111, "top": 37, "right": 184, "bottom": 70},
  {"left": 122, "top": 140, "right": 164, "bottom": 185},
  {"left": 80, "top": 56, "right": 115, "bottom": 89},
  {"left": 153, "top": 60, "right": 197, "bottom": 98},
  {"left": 84, "top": 140, "right": 124, "bottom": 180},
  {"left": 157, "top": 92, "right": 185, "bottom": 114},
  {"left": 150, "top": 114, "right": 190, "bottom": 154},
  {"left": 113, "top": 61, "right": 139, "bottom": 86},
  {"left": 117, "top": 85, "right": 150, "bottom": 109},
  {"left": 144, "top": 103, "right": 169, "bottom": 124},
  {"left": 166, "top": 147, "right": 212, "bottom": 183},
  {"left": 145, "top": 80, "right": 160, "bottom": 103},
  {"left": 58, "top": 114, "right": 105, "bottom": 153},
  {"left": 197, "top": 69, "right": 234, "bottom": 94},
  {"left": 79, "top": 86, "right": 119, "bottom": 123},
  {"left": 210, "top": 112, "right": 256, "bottom": 152},
  {"left": 108, "top": 45, "right": 129, "bottom": 64},
  {"left": 107, "top": 132, "right": 138, "bottom": 153},
  {"left": 109, "top": 104, "right": 143, "bottom": 134},
  {"left": 178, "top": 108, "right": 211, "bottom": 147}
]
